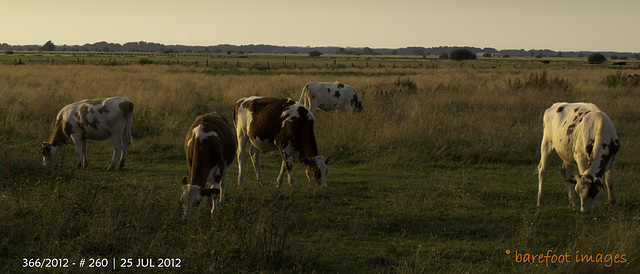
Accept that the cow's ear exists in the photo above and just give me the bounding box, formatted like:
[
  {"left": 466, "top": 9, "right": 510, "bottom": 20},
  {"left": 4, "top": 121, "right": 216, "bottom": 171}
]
[{"left": 201, "top": 188, "right": 220, "bottom": 197}]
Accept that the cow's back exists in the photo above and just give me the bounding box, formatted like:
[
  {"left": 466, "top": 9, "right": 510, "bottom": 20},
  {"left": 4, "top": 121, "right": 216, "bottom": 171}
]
[{"left": 235, "top": 97, "right": 296, "bottom": 141}]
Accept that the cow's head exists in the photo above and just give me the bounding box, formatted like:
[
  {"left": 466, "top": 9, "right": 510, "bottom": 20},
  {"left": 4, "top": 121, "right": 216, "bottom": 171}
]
[
  {"left": 302, "top": 156, "right": 329, "bottom": 187},
  {"left": 180, "top": 177, "right": 220, "bottom": 219},
  {"left": 39, "top": 142, "right": 62, "bottom": 166},
  {"left": 572, "top": 175, "right": 604, "bottom": 213}
]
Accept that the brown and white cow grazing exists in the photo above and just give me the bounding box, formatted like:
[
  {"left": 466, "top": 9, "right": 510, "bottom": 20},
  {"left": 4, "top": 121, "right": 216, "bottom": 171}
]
[
  {"left": 537, "top": 102, "right": 620, "bottom": 213},
  {"left": 181, "top": 113, "right": 236, "bottom": 218},
  {"left": 299, "top": 82, "right": 363, "bottom": 114},
  {"left": 40, "top": 97, "right": 133, "bottom": 170},
  {"left": 234, "top": 96, "right": 328, "bottom": 187}
]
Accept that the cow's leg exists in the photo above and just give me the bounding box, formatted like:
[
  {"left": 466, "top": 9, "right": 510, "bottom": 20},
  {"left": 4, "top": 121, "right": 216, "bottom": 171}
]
[
  {"left": 249, "top": 146, "right": 264, "bottom": 184},
  {"left": 108, "top": 133, "right": 123, "bottom": 170},
  {"left": 561, "top": 162, "right": 578, "bottom": 207},
  {"left": 71, "top": 136, "right": 83, "bottom": 169},
  {"left": 537, "top": 139, "right": 553, "bottom": 206},
  {"left": 236, "top": 131, "right": 249, "bottom": 185},
  {"left": 81, "top": 139, "right": 89, "bottom": 168},
  {"left": 276, "top": 151, "right": 295, "bottom": 187},
  {"left": 118, "top": 132, "right": 129, "bottom": 170},
  {"left": 605, "top": 157, "right": 616, "bottom": 205}
]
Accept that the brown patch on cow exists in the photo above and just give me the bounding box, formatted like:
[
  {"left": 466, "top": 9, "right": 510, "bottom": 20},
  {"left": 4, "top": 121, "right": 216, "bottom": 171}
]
[
  {"left": 566, "top": 124, "right": 576, "bottom": 135},
  {"left": 588, "top": 180, "right": 601, "bottom": 199},
  {"left": 333, "top": 90, "right": 340, "bottom": 99},
  {"left": 98, "top": 105, "right": 110, "bottom": 115},
  {"left": 241, "top": 98, "right": 296, "bottom": 142},
  {"left": 574, "top": 107, "right": 580, "bottom": 113},
  {"left": 337, "top": 83, "right": 345, "bottom": 89},
  {"left": 351, "top": 94, "right": 363, "bottom": 110},
  {"left": 119, "top": 101, "right": 133, "bottom": 118},
  {"left": 79, "top": 105, "right": 100, "bottom": 130},
  {"left": 64, "top": 121, "right": 75, "bottom": 135},
  {"left": 556, "top": 106, "right": 565, "bottom": 113},
  {"left": 595, "top": 139, "right": 620, "bottom": 178},
  {"left": 326, "top": 88, "right": 331, "bottom": 93}
]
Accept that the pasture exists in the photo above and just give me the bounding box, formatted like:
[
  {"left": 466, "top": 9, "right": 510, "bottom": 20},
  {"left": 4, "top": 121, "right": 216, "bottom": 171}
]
[{"left": 1, "top": 53, "right": 640, "bottom": 272}]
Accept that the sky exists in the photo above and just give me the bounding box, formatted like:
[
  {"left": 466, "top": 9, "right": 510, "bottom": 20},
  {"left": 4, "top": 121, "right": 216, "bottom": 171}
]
[{"left": 2, "top": 0, "right": 639, "bottom": 52}]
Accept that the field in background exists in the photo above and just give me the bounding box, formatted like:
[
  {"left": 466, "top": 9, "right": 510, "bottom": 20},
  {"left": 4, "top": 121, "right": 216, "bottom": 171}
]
[{"left": 1, "top": 54, "right": 640, "bottom": 272}]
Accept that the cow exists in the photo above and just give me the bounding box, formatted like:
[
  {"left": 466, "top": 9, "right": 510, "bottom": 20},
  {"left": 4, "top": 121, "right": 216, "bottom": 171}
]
[
  {"left": 234, "top": 96, "right": 328, "bottom": 187},
  {"left": 298, "top": 82, "right": 363, "bottom": 114},
  {"left": 40, "top": 97, "right": 133, "bottom": 170},
  {"left": 537, "top": 102, "right": 620, "bottom": 213},
  {"left": 181, "top": 113, "right": 236, "bottom": 218}
]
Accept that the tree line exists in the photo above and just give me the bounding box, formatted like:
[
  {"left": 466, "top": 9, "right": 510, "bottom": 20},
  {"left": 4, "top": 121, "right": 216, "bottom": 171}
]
[{"left": 1, "top": 40, "right": 639, "bottom": 59}]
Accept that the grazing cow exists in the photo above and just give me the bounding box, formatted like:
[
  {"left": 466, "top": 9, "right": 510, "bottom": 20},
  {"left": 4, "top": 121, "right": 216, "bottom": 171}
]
[
  {"left": 181, "top": 113, "right": 236, "bottom": 218},
  {"left": 537, "top": 102, "right": 620, "bottom": 213},
  {"left": 299, "top": 82, "right": 363, "bottom": 114},
  {"left": 234, "top": 96, "right": 328, "bottom": 187},
  {"left": 628, "top": 73, "right": 638, "bottom": 78},
  {"left": 40, "top": 97, "right": 133, "bottom": 170}
]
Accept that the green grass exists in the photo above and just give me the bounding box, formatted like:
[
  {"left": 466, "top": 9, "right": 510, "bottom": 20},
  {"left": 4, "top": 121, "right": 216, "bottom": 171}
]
[{"left": 1, "top": 54, "right": 640, "bottom": 272}]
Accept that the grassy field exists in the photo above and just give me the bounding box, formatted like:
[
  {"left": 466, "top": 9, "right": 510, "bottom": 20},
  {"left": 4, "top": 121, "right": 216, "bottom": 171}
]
[{"left": 1, "top": 53, "right": 640, "bottom": 272}]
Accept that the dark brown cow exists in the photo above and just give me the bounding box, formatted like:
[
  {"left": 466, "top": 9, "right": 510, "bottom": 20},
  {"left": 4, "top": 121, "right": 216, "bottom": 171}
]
[
  {"left": 40, "top": 97, "right": 133, "bottom": 170},
  {"left": 181, "top": 113, "right": 236, "bottom": 218},
  {"left": 234, "top": 96, "right": 328, "bottom": 187}
]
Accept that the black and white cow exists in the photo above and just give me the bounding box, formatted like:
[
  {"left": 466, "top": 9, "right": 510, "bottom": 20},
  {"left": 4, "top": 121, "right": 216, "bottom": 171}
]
[
  {"left": 40, "top": 97, "right": 133, "bottom": 170},
  {"left": 181, "top": 113, "right": 236, "bottom": 218},
  {"left": 537, "top": 102, "right": 620, "bottom": 213},
  {"left": 299, "top": 82, "right": 363, "bottom": 114},
  {"left": 234, "top": 96, "right": 328, "bottom": 187}
]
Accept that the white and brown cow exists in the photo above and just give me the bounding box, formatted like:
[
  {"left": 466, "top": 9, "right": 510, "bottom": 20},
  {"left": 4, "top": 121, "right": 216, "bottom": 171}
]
[
  {"left": 181, "top": 113, "right": 236, "bottom": 218},
  {"left": 234, "top": 96, "right": 328, "bottom": 187},
  {"left": 40, "top": 97, "right": 133, "bottom": 170},
  {"left": 537, "top": 102, "right": 620, "bottom": 213},
  {"left": 299, "top": 82, "right": 363, "bottom": 114}
]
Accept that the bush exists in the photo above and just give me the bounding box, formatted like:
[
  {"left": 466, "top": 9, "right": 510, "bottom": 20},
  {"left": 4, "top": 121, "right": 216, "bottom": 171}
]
[
  {"left": 506, "top": 71, "right": 571, "bottom": 92},
  {"left": 138, "top": 58, "right": 153, "bottom": 65},
  {"left": 449, "top": 49, "right": 476, "bottom": 61},
  {"left": 439, "top": 53, "right": 448, "bottom": 59},
  {"left": 603, "top": 71, "right": 640, "bottom": 88},
  {"left": 588, "top": 53, "right": 607, "bottom": 64},
  {"left": 308, "top": 50, "right": 323, "bottom": 57}
]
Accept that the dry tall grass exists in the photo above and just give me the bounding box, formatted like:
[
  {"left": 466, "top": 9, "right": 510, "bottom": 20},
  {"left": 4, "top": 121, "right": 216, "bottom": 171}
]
[{"left": 2, "top": 64, "right": 639, "bottom": 162}]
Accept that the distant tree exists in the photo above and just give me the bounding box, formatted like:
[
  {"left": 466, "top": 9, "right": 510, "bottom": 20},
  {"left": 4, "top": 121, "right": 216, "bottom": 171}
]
[
  {"left": 439, "top": 53, "right": 448, "bottom": 59},
  {"left": 41, "top": 40, "right": 55, "bottom": 51},
  {"left": 587, "top": 53, "right": 607, "bottom": 64},
  {"left": 449, "top": 49, "right": 476, "bottom": 61},
  {"left": 482, "top": 53, "right": 492, "bottom": 58},
  {"left": 610, "top": 55, "right": 618, "bottom": 60},
  {"left": 362, "top": 47, "right": 374, "bottom": 54},
  {"left": 412, "top": 49, "right": 426, "bottom": 56},
  {"left": 336, "top": 48, "right": 345, "bottom": 54},
  {"left": 391, "top": 49, "right": 398, "bottom": 55},
  {"left": 309, "top": 50, "right": 323, "bottom": 57}
]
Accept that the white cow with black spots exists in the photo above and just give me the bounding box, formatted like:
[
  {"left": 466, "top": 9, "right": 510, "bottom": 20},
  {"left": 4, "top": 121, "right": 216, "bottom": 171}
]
[
  {"left": 299, "top": 82, "right": 363, "bottom": 114},
  {"left": 537, "top": 102, "right": 620, "bottom": 213},
  {"left": 40, "top": 97, "right": 133, "bottom": 170}
]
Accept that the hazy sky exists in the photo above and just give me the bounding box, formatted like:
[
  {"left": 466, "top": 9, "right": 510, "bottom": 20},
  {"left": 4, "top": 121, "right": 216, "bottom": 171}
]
[{"left": 3, "top": 0, "right": 638, "bottom": 52}]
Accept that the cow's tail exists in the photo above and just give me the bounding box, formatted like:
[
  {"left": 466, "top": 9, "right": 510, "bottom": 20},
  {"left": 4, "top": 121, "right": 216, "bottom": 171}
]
[
  {"left": 123, "top": 102, "right": 134, "bottom": 147},
  {"left": 299, "top": 84, "right": 310, "bottom": 108}
]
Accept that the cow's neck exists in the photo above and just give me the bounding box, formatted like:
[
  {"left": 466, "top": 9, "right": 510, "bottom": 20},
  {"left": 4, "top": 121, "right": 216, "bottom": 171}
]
[{"left": 49, "top": 121, "right": 67, "bottom": 146}]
